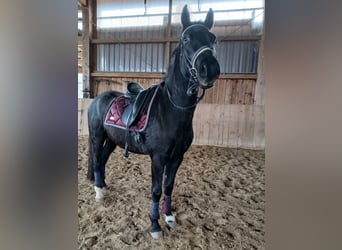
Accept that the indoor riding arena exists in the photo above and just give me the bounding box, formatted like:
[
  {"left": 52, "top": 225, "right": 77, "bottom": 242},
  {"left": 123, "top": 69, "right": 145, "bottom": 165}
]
[{"left": 78, "top": 0, "right": 265, "bottom": 249}]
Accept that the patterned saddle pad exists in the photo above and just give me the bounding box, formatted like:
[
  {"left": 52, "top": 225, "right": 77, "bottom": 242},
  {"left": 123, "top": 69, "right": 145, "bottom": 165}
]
[{"left": 104, "top": 86, "right": 158, "bottom": 132}]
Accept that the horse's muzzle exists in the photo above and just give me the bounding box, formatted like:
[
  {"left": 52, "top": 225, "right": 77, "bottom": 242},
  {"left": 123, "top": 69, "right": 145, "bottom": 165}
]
[
  {"left": 200, "top": 81, "right": 215, "bottom": 89},
  {"left": 198, "top": 59, "right": 220, "bottom": 89}
]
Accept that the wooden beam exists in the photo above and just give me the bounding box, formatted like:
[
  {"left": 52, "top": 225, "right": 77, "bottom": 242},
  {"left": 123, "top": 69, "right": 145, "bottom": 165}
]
[
  {"left": 164, "top": 0, "right": 173, "bottom": 72},
  {"left": 91, "top": 72, "right": 166, "bottom": 78},
  {"left": 81, "top": 6, "right": 90, "bottom": 98},
  {"left": 78, "top": 0, "right": 87, "bottom": 7},
  {"left": 220, "top": 73, "right": 257, "bottom": 79},
  {"left": 90, "top": 35, "right": 261, "bottom": 45},
  {"left": 254, "top": 24, "right": 265, "bottom": 105},
  {"left": 219, "top": 35, "right": 261, "bottom": 41},
  {"left": 91, "top": 72, "right": 256, "bottom": 80},
  {"left": 91, "top": 38, "right": 178, "bottom": 44},
  {"left": 89, "top": 0, "right": 97, "bottom": 98}
]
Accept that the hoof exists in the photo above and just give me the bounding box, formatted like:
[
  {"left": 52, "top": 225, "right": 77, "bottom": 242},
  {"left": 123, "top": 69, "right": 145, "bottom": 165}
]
[
  {"left": 94, "top": 186, "right": 107, "bottom": 202},
  {"left": 165, "top": 214, "right": 176, "bottom": 228},
  {"left": 150, "top": 231, "right": 162, "bottom": 239},
  {"left": 149, "top": 215, "right": 162, "bottom": 239}
]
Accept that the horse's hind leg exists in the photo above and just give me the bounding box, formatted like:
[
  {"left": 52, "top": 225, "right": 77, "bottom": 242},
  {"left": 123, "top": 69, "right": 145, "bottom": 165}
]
[
  {"left": 87, "top": 136, "right": 115, "bottom": 180},
  {"left": 91, "top": 136, "right": 117, "bottom": 202},
  {"left": 100, "top": 138, "right": 116, "bottom": 183},
  {"left": 87, "top": 137, "right": 95, "bottom": 181},
  {"left": 88, "top": 130, "right": 109, "bottom": 202}
]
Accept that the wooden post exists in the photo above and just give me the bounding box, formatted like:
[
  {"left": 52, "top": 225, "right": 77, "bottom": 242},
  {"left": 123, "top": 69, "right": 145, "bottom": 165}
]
[
  {"left": 164, "top": 0, "right": 173, "bottom": 72},
  {"left": 254, "top": 24, "right": 264, "bottom": 105},
  {"left": 81, "top": 6, "right": 90, "bottom": 98},
  {"left": 89, "top": 0, "right": 97, "bottom": 98}
]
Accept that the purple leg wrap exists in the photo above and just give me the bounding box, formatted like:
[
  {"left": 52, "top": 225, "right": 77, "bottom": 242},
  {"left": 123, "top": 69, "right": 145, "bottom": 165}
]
[
  {"left": 162, "top": 195, "right": 172, "bottom": 214},
  {"left": 150, "top": 201, "right": 160, "bottom": 220}
]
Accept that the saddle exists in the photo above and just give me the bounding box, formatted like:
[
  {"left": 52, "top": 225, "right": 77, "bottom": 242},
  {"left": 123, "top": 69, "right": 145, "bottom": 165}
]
[
  {"left": 122, "top": 82, "right": 156, "bottom": 128},
  {"left": 120, "top": 82, "right": 158, "bottom": 159}
]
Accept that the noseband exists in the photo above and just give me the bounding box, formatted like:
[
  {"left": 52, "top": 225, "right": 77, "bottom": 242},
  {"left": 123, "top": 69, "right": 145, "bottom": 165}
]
[
  {"left": 167, "top": 24, "right": 217, "bottom": 110},
  {"left": 181, "top": 24, "right": 216, "bottom": 96}
]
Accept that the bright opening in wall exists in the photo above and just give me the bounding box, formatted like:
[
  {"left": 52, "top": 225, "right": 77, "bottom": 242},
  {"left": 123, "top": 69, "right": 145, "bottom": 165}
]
[{"left": 96, "top": 0, "right": 264, "bottom": 28}]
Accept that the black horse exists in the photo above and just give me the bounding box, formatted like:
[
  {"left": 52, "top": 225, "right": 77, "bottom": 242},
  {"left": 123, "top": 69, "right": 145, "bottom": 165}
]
[{"left": 87, "top": 5, "right": 220, "bottom": 239}]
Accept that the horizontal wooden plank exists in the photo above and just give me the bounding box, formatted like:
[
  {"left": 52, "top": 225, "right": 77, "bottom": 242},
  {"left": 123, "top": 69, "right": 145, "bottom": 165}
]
[
  {"left": 92, "top": 72, "right": 256, "bottom": 80},
  {"left": 91, "top": 36, "right": 260, "bottom": 44},
  {"left": 219, "top": 73, "right": 257, "bottom": 79},
  {"left": 91, "top": 38, "right": 178, "bottom": 44},
  {"left": 91, "top": 72, "right": 166, "bottom": 78}
]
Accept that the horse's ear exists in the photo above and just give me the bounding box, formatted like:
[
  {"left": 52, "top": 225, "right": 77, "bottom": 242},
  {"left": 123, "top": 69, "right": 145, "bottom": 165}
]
[
  {"left": 181, "top": 5, "right": 191, "bottom": 29},
  {"left": 204, "top": 8, "right": 214, "bottom": 29}
]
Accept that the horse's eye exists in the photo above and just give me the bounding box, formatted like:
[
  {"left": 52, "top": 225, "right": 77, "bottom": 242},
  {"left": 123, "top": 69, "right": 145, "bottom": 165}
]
[
  {"left": 183, "top": 36, "right": 190, "bottom": 44},
  {"left": 211, "top": 39, "right": 218, "bottom": 49}
]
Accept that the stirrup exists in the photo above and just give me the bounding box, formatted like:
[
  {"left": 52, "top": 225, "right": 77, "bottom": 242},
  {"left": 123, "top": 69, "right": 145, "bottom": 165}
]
[{"left": 123, "top": 142, "right": 129, "bottom": 159}]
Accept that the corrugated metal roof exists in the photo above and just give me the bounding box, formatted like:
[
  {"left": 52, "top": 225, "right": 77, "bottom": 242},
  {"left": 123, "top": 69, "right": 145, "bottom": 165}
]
[
  {"left": 96, "top": 39, "right": 259, "bottom": 73},
  {"left": 97, "top": 43, "right": 166, "bottom": 72}
]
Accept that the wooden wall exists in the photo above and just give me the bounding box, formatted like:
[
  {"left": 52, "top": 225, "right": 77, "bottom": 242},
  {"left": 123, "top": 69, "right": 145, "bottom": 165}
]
[
  {"left": 193, "top": 104, "right": 264, "bottom": 148},
  {"left": 79, "top": 76, "right": 265, "bottom": 149},
  {"left": 78, "top": 98, "right": 92, "bottom": 136},
  {"left": 92, "top": 77, "right": 161, "bottom": 97},
  {"left": 91, "top": 76, "right": 257, "bottom": 105}
]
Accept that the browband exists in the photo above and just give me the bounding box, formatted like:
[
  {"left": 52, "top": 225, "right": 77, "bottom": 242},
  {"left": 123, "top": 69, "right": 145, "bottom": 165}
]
[{"left": 181, "top": 24, "right": 209, "bottom": 38}]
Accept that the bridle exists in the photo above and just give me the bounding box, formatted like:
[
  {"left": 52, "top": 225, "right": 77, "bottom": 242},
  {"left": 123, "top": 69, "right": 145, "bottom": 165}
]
[
  {"left": 181, "top": 24, "right": 216, "bottom": 96},
  {"left": 167, "top": 24, "right": 217, "bottom": 110}
]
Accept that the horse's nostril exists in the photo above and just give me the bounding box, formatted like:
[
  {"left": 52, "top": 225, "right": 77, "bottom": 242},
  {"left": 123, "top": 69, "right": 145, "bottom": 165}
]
[{"left": 201, "top": 64, "right": 207, "bottom": 76}]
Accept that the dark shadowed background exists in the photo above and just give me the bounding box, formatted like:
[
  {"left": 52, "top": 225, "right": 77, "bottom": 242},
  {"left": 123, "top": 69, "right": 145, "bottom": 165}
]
[{"left": 265, "top": 1, "right": 342, "bottom": 249}]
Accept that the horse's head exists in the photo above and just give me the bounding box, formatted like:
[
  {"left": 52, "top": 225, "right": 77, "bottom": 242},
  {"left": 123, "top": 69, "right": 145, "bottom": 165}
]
[{"left": 180, "top": 5, "right": 220, "bottom": 95}]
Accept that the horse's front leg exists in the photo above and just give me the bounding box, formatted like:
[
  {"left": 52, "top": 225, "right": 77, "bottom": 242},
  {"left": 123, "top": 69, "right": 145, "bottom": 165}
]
[
  {"left": 162, "top": 155, "right": 184, "bottom": 228},
  {"left": 149, "top": 155, "right": 167, "bottom": 239}
]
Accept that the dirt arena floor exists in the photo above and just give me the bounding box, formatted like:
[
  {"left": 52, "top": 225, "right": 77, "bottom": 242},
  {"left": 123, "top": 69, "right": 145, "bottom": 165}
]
[{"left": 78, "top": 135, "right": 265, "bottom": 249}]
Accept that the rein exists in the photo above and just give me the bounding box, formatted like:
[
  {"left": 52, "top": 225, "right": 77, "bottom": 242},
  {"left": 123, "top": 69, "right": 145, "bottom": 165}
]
[{"left": 166, "top": 85, "right": 206, "bottom": 110}]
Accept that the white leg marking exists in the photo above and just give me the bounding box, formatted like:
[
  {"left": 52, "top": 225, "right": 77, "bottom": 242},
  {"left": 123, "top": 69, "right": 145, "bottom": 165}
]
[
  {"left": 165, "top": 214, "right": 176, "bottom": 228},
  {"left": 94, "top": 186, "right": 106, "bottom": 202},
  {"left": 150, "top": 231, "right": 162, "bottom": 239}
]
